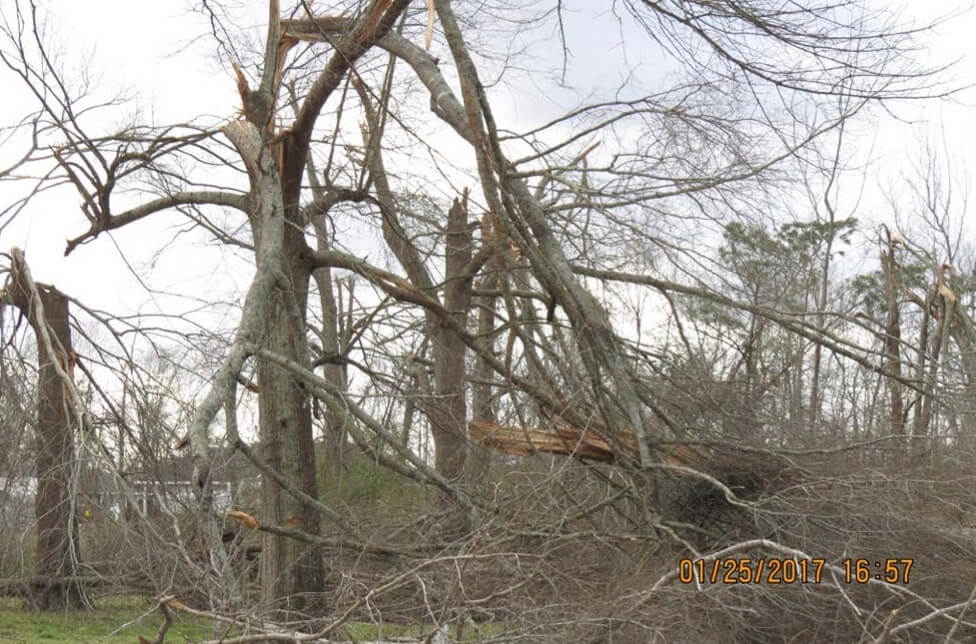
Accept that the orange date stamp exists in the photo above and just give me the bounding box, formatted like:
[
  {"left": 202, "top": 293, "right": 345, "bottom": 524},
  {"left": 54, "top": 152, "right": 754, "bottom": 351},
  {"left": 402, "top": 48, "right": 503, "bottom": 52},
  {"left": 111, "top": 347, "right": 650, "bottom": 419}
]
[
  {"left": 679, "top": 557, "right": 825, "bottom": 584},
  {"left": 678, "top": 558, "right": 914, "bottom": 585}
]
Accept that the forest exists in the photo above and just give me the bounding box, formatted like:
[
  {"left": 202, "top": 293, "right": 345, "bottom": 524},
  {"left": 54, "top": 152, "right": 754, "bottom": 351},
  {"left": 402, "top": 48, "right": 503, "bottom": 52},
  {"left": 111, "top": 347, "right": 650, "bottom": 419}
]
[{"left": 1, "top": 0, "right": 975, "bottom": 642}]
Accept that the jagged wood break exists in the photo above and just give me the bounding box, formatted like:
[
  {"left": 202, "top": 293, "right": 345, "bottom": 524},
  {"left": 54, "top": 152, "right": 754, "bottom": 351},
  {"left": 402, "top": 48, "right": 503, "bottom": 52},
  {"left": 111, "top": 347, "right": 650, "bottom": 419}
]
[{"left": 469, "top": 420, "right": 705, "bottom": 466}]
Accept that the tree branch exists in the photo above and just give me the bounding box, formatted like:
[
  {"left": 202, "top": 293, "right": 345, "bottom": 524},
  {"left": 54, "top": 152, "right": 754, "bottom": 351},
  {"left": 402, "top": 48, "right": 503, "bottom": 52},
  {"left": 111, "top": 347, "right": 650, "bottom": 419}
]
[{"left": 64, "top": 191, "right": 248, "bottom": 255}]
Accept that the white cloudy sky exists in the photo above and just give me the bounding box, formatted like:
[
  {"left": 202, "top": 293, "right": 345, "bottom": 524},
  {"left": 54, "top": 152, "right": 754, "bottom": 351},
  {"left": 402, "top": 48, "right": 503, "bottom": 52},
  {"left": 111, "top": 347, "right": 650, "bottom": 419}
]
[{"left": 0, "top": 0, "right": 974, "bottom": 316}]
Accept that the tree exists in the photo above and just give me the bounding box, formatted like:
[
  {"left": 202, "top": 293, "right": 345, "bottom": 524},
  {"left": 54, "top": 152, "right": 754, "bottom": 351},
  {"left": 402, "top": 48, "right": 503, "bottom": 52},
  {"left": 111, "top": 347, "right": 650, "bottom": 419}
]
[{"left": 1, "top": 249, "right": 85, "bottom": 609}]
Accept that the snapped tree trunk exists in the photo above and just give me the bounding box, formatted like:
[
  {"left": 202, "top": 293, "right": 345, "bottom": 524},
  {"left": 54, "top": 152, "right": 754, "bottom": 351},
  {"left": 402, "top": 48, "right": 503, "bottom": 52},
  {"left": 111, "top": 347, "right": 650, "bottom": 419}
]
[
  {"left": 222, "top": 108, "right": 325, "bottom": 606},
  {"left": 306, "top": 174, "right": 352, "bottom": 489},
  {"left": 912, "top": 271, "right": 949, "bottom": 441},
  {"left": 880, "top": 229, "right": 905, "bottom": 435},
  {"left": 4, "top": 249, "right": 85, "bottom": 610},
  {"left": 429, "top": 196, "right": 473, "bottom": 481}
]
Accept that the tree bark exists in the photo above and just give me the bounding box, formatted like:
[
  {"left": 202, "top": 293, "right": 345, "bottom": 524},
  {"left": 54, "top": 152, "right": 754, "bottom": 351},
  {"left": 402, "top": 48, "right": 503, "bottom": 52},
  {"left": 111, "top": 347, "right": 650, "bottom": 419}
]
[
  {"left": 4, "top": 249, "right": 85, "bottom": 610},
  {"left": 429, "top": 196, "right": 473, "bottom": 481},
  {"left": 311, "top": 242, "right": 348, "bottom": 488},
  {"left": 219, "top": 109, "right": 325, "bottom": 607},
  {"left": 879, "top": 229, "right": 905, "bottom": 435},
  {"left": 944, "top": 276, "right": 976, "bottom": 445},
  {"left": 256, "top": 226, "right": 324, "bottom": 607}
]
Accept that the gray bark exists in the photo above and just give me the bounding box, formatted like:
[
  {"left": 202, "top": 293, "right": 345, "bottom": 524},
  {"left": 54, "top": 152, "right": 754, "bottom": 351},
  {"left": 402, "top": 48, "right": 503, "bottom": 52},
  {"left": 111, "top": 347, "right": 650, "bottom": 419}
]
[{"left": 430, "top": 197, "right": 473, "bottom": 480}]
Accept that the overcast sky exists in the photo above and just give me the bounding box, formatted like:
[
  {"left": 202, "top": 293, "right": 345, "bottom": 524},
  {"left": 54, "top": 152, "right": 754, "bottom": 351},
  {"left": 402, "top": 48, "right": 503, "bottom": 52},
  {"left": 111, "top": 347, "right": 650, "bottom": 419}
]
[{"left": 0, "top": 0, "right": 974, "bottom": 317}]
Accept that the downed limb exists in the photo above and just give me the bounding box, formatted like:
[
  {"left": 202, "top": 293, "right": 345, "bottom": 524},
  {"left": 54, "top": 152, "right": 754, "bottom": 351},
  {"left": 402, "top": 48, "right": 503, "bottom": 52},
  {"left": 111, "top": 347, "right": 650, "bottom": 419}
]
[
  {"left": 469, "top": 420, "right": 706, "bottom": 466},
  {"left": 165, "top": 553, "right": 535, "bottom": 644},
  {"left": 470, "top": 420, "right": 632, "bottom": 463}
]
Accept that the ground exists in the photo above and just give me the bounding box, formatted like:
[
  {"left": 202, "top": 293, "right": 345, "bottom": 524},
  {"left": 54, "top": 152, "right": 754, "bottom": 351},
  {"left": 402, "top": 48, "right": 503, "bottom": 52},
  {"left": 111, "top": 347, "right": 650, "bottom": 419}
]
[
  {"left": 0, "top": 596, "right": 225, "bottom": 643},
  {"left": 0, "top": 595, "right": 499, "bottom": 643}
]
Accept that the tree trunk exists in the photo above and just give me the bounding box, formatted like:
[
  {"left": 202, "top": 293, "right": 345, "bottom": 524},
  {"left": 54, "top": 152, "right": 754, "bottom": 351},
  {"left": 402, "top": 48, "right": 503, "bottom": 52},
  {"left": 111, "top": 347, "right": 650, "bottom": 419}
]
[
  {"left": 312, "top": 221, "right": 349, "bottom": 489},
  {"left": 912, "top": 277, "right": 949, "bottom": 441},
  {"left": 472, "top": 269, "right": 497, "bottom": 423},
  {"left": 348, "top": 78, "right": 476, "bottom": 482},
  {"left": 945, "top": 276, "right": 976, "bottom": 446},
  {"left": 879, "top": 230, "right": 905, "bottom": 435},
  {"left": 429, "top": 196, "right": 473, "bottom": 481},
  {"left": 257, "top": 226, "right": 324, "bottom": 608},
  {"left": 5, "top": 250, "right": 85, "bottom": 610}
]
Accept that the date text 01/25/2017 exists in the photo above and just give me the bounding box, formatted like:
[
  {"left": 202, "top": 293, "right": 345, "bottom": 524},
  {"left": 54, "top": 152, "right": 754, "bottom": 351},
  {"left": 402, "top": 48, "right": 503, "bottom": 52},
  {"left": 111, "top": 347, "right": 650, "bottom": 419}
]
[{"left": 677, "top": 558, "right": 913, "bottom": 585}]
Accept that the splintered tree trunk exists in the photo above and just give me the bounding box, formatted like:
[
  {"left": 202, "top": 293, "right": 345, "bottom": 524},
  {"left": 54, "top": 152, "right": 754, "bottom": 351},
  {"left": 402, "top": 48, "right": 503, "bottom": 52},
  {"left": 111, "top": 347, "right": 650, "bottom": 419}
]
[
  {"left": 257, "top": 227, "right": 324, "bottom": 608},
  {"left": 880, "top": 231, "right": 905, "bottom": 435},
  {"left": 911, "top": 273, "right": 948, "bottom": 441},
  {"left": 6, "top": 249, "right": 84, "bottom": 609},
  {"left": 429, "top": 196, "right": 473, "bottom": 481},
  {"left": 347, "top": 75, "right": 474, "bottom": 482},
  {"left": 208, "top": 114, "right": 328, "bottom": 609}
]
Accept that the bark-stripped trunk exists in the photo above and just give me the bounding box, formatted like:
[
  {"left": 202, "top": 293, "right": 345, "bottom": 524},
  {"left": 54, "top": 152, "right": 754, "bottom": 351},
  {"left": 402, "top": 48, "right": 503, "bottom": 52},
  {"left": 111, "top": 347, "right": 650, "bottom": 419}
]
[{"left": 5, "top": 250, "right": 84, "bottom": 609}]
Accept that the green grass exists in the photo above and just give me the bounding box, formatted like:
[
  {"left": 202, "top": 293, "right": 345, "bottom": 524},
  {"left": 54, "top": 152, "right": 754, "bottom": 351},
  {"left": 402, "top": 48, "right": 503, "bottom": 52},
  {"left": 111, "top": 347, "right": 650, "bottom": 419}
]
[
  {"left": 0, "top": 596, "right": 509, "bottom": 643},
  {"left": 324, "top": 458, "right": 425, "bottom": 509},
  {"left": 0, "top": 596, "right": 234, "bottom": 643}
]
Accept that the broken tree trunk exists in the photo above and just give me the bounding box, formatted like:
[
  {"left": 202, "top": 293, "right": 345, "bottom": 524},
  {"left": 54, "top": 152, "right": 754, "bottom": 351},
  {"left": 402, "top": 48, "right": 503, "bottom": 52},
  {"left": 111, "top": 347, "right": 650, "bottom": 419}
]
[
  {"left": 879, "top": 227, "right": 905, "bottom": 435},
  {"left": 469, "top": 420, "right": 704, "bottom": 467},
  {"left": 3, "top": 248, "right": 86, "bottom": 610},
  {"left": 429, "top": 195, "right": 474, "bottom": 481}
]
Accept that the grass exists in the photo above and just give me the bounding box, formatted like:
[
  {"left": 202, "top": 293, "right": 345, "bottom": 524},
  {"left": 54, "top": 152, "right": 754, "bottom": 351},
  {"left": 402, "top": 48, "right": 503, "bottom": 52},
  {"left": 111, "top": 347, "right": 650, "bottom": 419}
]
[
  {"left": 0, "top": 596, "right": 508, "bottom": 643},
  {"left": 324, "top": 457, "right": 426, "bottom": 509},
  {"left": 0, "top": 595, "right": 235, "bottom": 643},
  {"left": 1, "top": 577, "right": 506, "bottom": 642}
]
